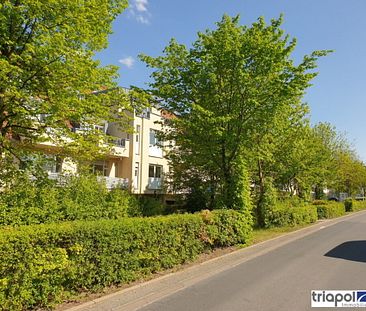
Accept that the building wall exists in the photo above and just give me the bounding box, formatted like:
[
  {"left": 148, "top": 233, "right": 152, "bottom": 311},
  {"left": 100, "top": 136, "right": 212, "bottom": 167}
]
[
  {"left": 34, "top": 106, "right": 172, "bottom": 195},
  {"left": 130, "top": 108, "right": 169, "bottom": 195}
]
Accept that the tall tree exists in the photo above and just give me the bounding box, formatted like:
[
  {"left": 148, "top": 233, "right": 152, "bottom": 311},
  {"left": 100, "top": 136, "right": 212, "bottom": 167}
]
[
  {"left": 0, "top": 0, "right": 131, "bottom": 174},
  {"left": 335, "top": 151, "right": 366, "bottom": 196},
  {"left": 141, "top": 15, "right": 329, "bottom": 211}
]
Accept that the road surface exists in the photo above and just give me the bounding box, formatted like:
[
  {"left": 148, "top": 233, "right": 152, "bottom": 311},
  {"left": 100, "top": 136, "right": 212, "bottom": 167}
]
[{"left": 138, "top": 212, "right": 366, "bottom": 311}]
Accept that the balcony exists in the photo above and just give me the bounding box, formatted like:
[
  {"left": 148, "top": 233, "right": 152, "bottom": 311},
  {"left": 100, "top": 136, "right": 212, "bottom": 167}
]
[
  {"left": 45, "top": 172, "right": 67, "bottom": 185},
  {"left": 110, "top": 138, "right": 130, "bottom": 157},
  {"left": 148, "top": 177, "right": 162, "bottom": 190},
  {"left": 47, "top": 172, "right": 61, "bottom": 180},
  {"left": 71, "top": 123, "right": 107, "bottom": 134},
  {"left": 98, "top": 176, "right": 129, "bottom": 189}
]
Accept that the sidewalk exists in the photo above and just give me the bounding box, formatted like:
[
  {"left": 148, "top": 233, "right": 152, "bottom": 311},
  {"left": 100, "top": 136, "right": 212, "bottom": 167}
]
[{"left": 60, "top": 211, "right": 364, "bottom": 311}]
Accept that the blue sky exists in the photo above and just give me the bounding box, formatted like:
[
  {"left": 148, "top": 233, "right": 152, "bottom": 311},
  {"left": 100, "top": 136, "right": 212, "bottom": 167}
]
[{"left": 96, "top": 0, "right": 366, "bottom": 162}]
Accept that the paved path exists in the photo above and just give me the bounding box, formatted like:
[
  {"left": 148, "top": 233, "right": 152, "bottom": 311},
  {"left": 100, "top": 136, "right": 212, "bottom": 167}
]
[{"left": 65, "top": 210, "right": 366, "bottom": 311}]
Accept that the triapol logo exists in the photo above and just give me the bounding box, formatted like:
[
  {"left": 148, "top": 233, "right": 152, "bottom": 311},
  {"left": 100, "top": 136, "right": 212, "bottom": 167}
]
[
  {"left": 358, "top": 292, "right": 366, "bottom": 303},
  {"left": 311, "top": 290, "right": 366, "bottom": 308}
]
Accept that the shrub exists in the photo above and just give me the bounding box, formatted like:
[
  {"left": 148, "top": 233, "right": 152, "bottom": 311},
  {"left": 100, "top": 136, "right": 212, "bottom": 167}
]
[
  {"left": 344, "top": 198, "right": 353, "bottom": 212},
  {"left": 0, "top": 174, "right": 141, "bottom": 226},
  {"left": 0, "top": 210, "right": 252, "bottom": 310},
  {"left": 312, "top": 200, "right": 329, "bottom": 206},
  {"left": 350, "top": 200, "right": 366, "bottom": 212},
  {"left": 264, "top": 204, "right": 318, "bottom": 228},
  {"left": 185, "top": 187, "right": 209, "bottom": 213},
  {"left": 106, "top": 189, "right": 141, "bottom": 217},
  {"left": 256, "top": 178, "right": 277, "bottom": 227},
  {"left": 138, "top": 197, "right": 165, "bottom": 216},
  {"left": 59, "top": 174, "right": 110, "bottom": 220},
  {"left": 316, "top": 202, "right": 345, "bottom": 219},
  {"left": 199, "top": 210, "right": 253, "bottom": 247},
  {"left": 0, "top": 174, "right": 63, "bottom": 226}
]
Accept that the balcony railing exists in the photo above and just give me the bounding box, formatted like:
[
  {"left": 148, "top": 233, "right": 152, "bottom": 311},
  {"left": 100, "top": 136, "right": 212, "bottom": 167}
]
[
  {"left": 148, "top": 177, "right": 162, "bottom": 190},
  {"left": 45, "top": 172, "right": 67, "bottom": 185},
  {"left": 47, "top": 172, "right": 61, "bottom": 180},
  {"left": 45, "top": 173, "right": 128, "bottom": 190},
  {"left": 98, "top": 176, "right": 129, "bottom": 189},
  {"left": 112, "top": 138, "right": 126, "bottom": 148},
  {"left": 71, "top": 124, "right": 107, "bottom": 133}
]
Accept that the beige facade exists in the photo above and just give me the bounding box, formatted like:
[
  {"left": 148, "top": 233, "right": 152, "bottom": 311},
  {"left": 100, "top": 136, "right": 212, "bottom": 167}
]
[{"left": 37, "top": 107, "right": 171, "bottom": 196}]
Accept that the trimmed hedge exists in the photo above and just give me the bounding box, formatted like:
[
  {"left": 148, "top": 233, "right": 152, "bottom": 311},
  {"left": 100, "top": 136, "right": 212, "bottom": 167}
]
[
  {"left": 344, "top": 198, "right": 353, "bottom": 212},
  {"left": 344, "top": 199, "right": 366, "bottom": 212},
  {"left": 264, "top": 205, "right": 318, "bottom": 228},
  {"left": 0, "top": 210, "right": 252, "bottom": 310},
  {"left": 316, "top": 202, "right": 345, "bottom": 219},
  {"left": 312, "top": 200, "right": 329, "bottom": 206},
  {"left": 0, "top": 176, "right": 141, "bottom": 226}
]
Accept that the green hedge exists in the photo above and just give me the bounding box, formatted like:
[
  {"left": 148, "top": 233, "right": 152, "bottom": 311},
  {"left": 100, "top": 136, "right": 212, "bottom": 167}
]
[
  {"left": 316, "top": 202, "right": 345, "bottom": 219},
  {"left": 344, "top": 199, "right": 366, "bottom": 212},
  {"left": 312, "top": 200, "right": 329, "bottom": 206},
  {"left": 0, "top": 175, "right": 141, "bottom": 226},
  {"left": 264, "top": 205, "right": 318, "bottom": 228},
  {"left": 344, "top": 198, "right": 353, "bottom": 212},
  {"left": 0, "top": 210, "right": 252, "bottom": 310}
]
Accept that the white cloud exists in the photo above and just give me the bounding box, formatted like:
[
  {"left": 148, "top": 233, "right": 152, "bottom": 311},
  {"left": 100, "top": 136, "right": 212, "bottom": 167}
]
[
  {"left": 136, "top": 15, "right": 149, "bottom": 24},
  {"left": 129, "top": 0, "right": 151, "bottom": 24},
  {"left": 135, "top": 0, "right": 148, "bottom": 12},
  {"left": 118, "top": 56, "right": 135, "bottom": 69}
]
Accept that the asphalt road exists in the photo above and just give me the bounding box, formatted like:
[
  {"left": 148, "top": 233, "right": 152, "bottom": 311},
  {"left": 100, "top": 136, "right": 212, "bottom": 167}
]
[{"left": 138, "top": 212, "right": 366, "bottom": 311}]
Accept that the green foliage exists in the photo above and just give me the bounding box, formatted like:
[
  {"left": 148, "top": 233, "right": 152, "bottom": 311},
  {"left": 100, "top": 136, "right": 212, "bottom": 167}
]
[
  {"left": 0, "top": 210, "right": 252, "bottom": 310},
  {"left": 0, "top": 173, "right": 62, "bottom": 225},
  {"left": 256, "top": 178, "right": 278, "bottom": 227},
  {"left": 278, "top": 196, "right": 309, "bottom": 208},
  {"left": 334, "top": 152, "right": 366, "bottom": 196},
  {"left": 141, "top": 14, "right": 329, "bottom": 210},
  {"left": 0, "top": 0, "right": 132, "bottom": 174},
  {"left": 138, "top": 197, "right": 165, "bottom": 217},
  {"left": 344, "top": 198, "right": 353, "bottom": 212},
  {"left": 0, "top": 173, "right": 140, "bottom": 226},
  {"left": 199, "top": 210, "right": 253, "bottom": 247},
  {"left": 217, "top": 156, "right": 252, "bottom": 212},
  {"left": 264, "top": 204, "right": 318, "bottom": 228},
  {"left": 106, "top": 189, "right": 141, "bottom": 217},
  {"left": 312, "top": 200, "right": 329, "bottom": 206},
  {"left": 352, "top": 200, "right": 366, "bottom": 211},
  {"left": 185, "top": 186, "right": 210, "bottom": 212},
  {"left": 316, "top": 203, "right": 345, "bottom": 219}
]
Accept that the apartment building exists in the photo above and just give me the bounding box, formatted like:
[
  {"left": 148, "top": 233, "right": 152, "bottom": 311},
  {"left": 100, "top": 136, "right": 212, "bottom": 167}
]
[{"left": 36, "top": 106, "right": 172, "bottom": 198}]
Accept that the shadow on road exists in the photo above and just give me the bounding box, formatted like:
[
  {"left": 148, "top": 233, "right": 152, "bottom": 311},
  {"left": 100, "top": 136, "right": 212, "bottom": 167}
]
[{"left": 325, "top": 241, "right": 366, "bottom": 263}]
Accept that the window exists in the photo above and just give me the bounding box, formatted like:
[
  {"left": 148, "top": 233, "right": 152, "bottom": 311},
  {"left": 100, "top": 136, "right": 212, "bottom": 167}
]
[
  {"left": 145, "top": 108, "right": 151, "bottom": 119},
  {"left": 135, "top": 125, "right": 140, "bottom": 155},
  {"left": 148, "top": 164, "right": 163, "bottom": 189},
  {"left": 149, "top": 164, "right": 162, "bottom": 178},
  {"left": 136, "top": 125, "right": 140, "bottom": 142},
  {"left": 148, "top": 165, "right": 154, "bottom": 178},
  {"left": 140, "top": 107, "right": 151, "bottom": 119},
  {"left": 94, "top": 124, "right": 105, "bottom": 133},
  {"left": 134, "top": 162, "right": 139, "bottom": 189},
  {"left": 149, "top": 129, "right": 161, "bottom": 146},
  {"left": 148, "top": 129, "right": 163, "bottom": 158},
  {"left": 113, "top": 138, "right": 125, "bottom": 147},
  {"left": 155, "top": 165, "right": 162, "bottom": 178},
  {"left": 92, "top": 161, "right": 107, "bottom": 176},
  {"left": 43, "top": 156, "right": 62, "bottom": 173}
]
